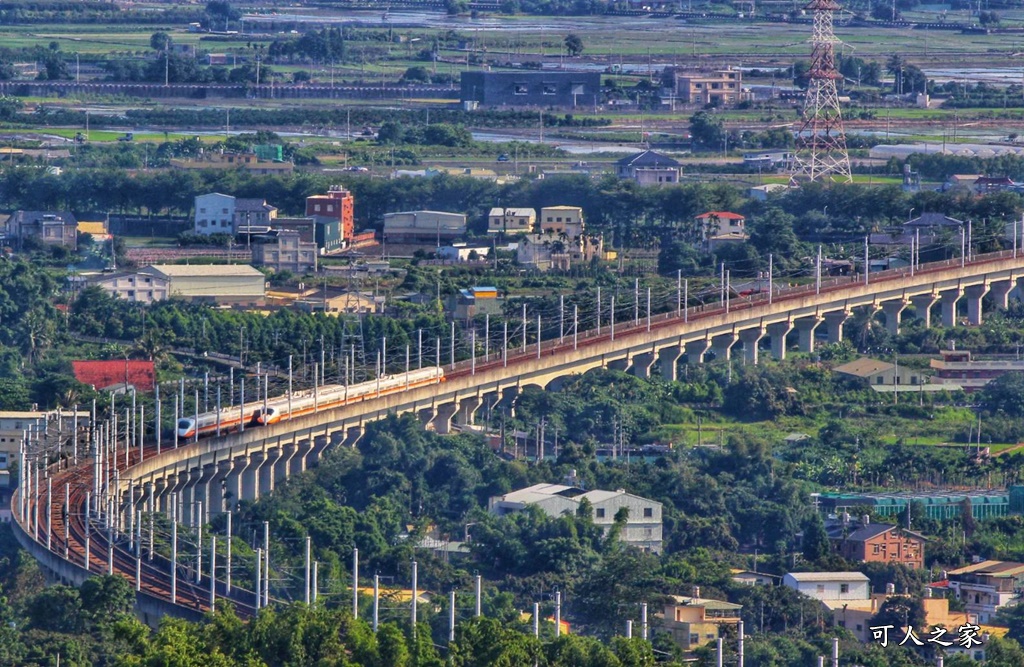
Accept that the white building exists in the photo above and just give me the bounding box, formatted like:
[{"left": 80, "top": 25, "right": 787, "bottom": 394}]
[
  {"left": 489, "top": 483, "right": 663, "bottom": 552},
  {"left": 89, "top": 271, "right": 170, "bottom": 304},
  {"left": 437, "top": 243, "right": 490, "bottom": 262},
  {"left": 488, "top": 207, "right": 536, "bottom": 235},
  {"left": 783, "top": 571, "right": 871, "bottom": 602},
  {"left": 193, "top": 193, "right": 236, "bottom": 236}
]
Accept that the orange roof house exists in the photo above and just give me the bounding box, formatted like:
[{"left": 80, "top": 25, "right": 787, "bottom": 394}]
[{"left": 72, "top": 360, "right": 155, "bottom": 392}]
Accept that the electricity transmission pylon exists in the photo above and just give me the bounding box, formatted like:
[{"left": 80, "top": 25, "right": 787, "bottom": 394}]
[{"left": 791, "top": 0, "right": 852, "bottom": 183}]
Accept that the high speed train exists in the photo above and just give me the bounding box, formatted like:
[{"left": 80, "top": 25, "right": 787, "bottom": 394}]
[{"left": 176, "top": 366, "right": 444, "bottom": 440}]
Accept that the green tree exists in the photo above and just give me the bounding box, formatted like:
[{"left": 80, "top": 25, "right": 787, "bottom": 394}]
[
  {"left": 801, "top": 514, "right": 832, "bottom": 563},
  {"left": 688, "top": 111, "right": 725, "bottom": 152},
  {"left": 564, "top": 34, "right": 584, "bottom": 57},
  {"left": 150, "top": 32, "right": 173, "bottom": 51}
]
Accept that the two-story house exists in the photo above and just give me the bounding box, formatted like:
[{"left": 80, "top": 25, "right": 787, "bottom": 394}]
[
  {"left": 696, "top": 211, "right": 747, "bottom": 252},
  {"left": 834, "top": 523, "right": 926, "bottom": 570},
  {"left": 945, "top": 560, "right": 1024, "bottom": 624},
  {"left": 488, "top": 207, "right": 536, "bottom": 235},
  {"left": 661, "top": 591, "right": 742, "bottom": 651},
  {"left": 89, "top": 271, "right": 170, "bottom": 304}
]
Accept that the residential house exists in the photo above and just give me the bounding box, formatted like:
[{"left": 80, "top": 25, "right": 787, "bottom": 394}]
[
  {"left": 447, "top": 286, "right": 503, "bottom": 323},
  {"left": 383, "top": 211, "right": 467, "bottom": 244},
  {"left": 193, "top": 193, "right": 236, "bottom": 236},
  {"left": 517, "top": 232, "right": 603, "bottom": 272},
  {"left": 489, "top": 483, "right": 663, "bottom": 552},
  {"left": 539, "top": 206, "right": 585, "bottom": 238},
  {"left": 660, "top": 591, "right": 742, "bottom": 651},
  {"left": 672, "top": 68, "right": 747, "bottom": 105},
  {"left": 0, "top": 409, "right": 90, "bottom": 468},
  {"left": 929, "top": 348, "right": 1024, "bottom": 392},
  {"left": 137, "top": 264, "right": 266, "bottom": 307},
  {"left": 783, "top": 571, "right": 871, "bottom": 602},
  {"left": 487, "top": 207, "right": 536, "bottom": 235},
  {"left": 944, "top": 560, "right": 1024, "bottom": 624},
  {"left": 305, "top": 186, "right": 355, "bottom": 245},
  {"left": 731, "top": 570, "right": 780, "bottom": 586},
  {"left": 71, "top": 360, "right": 156, "bottom": 393},
  {"left": 89, "top": 271, "right": 170, "bottom": 304},
  {"left": 273, "top": 216, "right": 343, "bottom": 254},
  {"left": 833, "top": 522, "right": 926, "bottom": 569},
  {"left": 251, "top": 230, "right": 318, "bottom": 274},
  {"left": 234, "top": 198, "right": 278, "bottom": 234},
  {"left": 6, "top": 210, "right": 78, "bottom": 250},
  {"left": 615, "top": 150, "right": 681, "bottom": 186},
  {"left": 696, "top": 211, "right": 747, "bottom": 252},
  {"left": 832, "top": 357, "right": 929, "bottom": 389}
]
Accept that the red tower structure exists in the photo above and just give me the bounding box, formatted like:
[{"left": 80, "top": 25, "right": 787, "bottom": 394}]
[{"left": 792, "top": 0, "right": 851, "bottom": 183}]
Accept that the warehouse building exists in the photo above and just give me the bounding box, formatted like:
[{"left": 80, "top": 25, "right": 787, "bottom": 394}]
[
  {"left": 137, "top": 264, "right": 266, "bottom": 307},
  {"left": 383, "top": 211, "right": 467, "bottom": 244},
  {"left": 461, "top": 71, "right": 601, "bottom": 108}
]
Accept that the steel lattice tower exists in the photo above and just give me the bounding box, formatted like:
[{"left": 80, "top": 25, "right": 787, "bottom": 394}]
[{"left": 791, "top": 0, "right": 851, "bottom": 183}]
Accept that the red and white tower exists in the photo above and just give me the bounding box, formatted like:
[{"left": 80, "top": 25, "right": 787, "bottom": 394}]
[{"left": 792, "top": 0, "right": 851, "bottom": 183}]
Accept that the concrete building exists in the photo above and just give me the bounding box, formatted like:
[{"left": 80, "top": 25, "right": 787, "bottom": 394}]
[
  {"left": 747, "top": 183, "right": 790, "bottom": 201},
  {"left": 460, "top": 71, "right": 601, "bottom": 108},
  {"left": 383, "top": 211, "right": 467, "bottom": 244},
  {"left": 137, "top": 264, "right": 266, "bottom": 307},
  {"left": 661, "top": 592, "right": 742, "bottom": 651},
  {"left": 273, "top": 216, "right": 343, "bottom": 254},
  {"left": 731, "top": 570, "right": 780, "bottom": 586},
  {"left": 833, "top": 357, "right": 929, "bottom": 389},
  {"left": 517, "top": 232, "right": 603, "bottom": 272},
  {"left": 0, "top": 409, "right": 89, "bottom": 468},
  {"left": 929, "top": 349, "right": 1024, "bottom": 392},
  {"left": 488, "top": 207, "right": 536, "bottom": 235},
  {"left": 234, "top": 198, "right": 278, "bottom": 234},
  {"left": 89, "top": 271, "right": 170, "bottom": 304},
  {"left": 615, "top": 150, "right": 681, "bottom": 185},
  {"left": 832, "top": 522, "right": 926, "bottom": 570},
  {"left": 674, "top": 68, "right": 746, "bottom": 105},
  {"left": 539, "top": 206, "right": 585, "bottom": 238},
  {"left": 489, "top": 483, "right": 663, "bottom": 552},
  {"left": 305, "top": 186, "right": 355, "bottom": 245},
  {"left": 251, "top": 230, "right": 317, "bottom": 274},
  {"left": 6, "top": 210, "right": 78, "bottom": 250},
  {"left": 743, "top": 152, "right": 793, "bottom": 171},
  {"left": 696, "top": 211, "right": 747, "bottom": 252},
  {"left": 193, "top": 193, "right": 236, "bottom": 236},
  {"left": 944, "top": 560, "right": 1024, "bottom": 624},
  {"left": 783, "top": 571, "right": 871, "bottom": 602}
]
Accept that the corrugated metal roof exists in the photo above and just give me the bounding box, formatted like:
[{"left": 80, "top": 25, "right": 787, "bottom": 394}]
[
  {"left": 144, "top": 264, "right": 264, "bottom": 278},
  {"left": 786, "top": 571, "right": 870, "bottom": 582}
]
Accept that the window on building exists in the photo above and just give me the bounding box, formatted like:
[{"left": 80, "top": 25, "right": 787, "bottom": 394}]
[
  {"left": 816, "top": 584, "right": 825, "bottom": 594},
  {"left": 595, "top": 508, "right": 605, "bottom": 518},
  {"left": 876, "top": 377, "right": 884, "bottom": 385},
  {"left": 514, "top": 84, "right": 528, "bottom": 95},
  {"left": 689, "top": 634, "right": 699, "bottom": 645},
  {"left": 643, "top": 507, "right": 653, "bottom": 518},
  {"left": 542, "top": 84, "right": 556, "bottom": 95},
  {"left": 840, "top": 584, "right": 849, "bottom": 594},
  {"left": 873, "top": 544, "right": 881, "bottom": 554},
  {"left": 127, "top": 291, "right": 135, "bottom": 298},
  {"left": 327, "top": 205, "right": 334, "bottom": 212}
]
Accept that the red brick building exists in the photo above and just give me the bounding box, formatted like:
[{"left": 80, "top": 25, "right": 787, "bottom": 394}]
[
  {"left": 835, "top": 523, "right": 926, "bottom": 570},
  {"left": 305, "top": 186, "right": 354, "bottom": 244},
  {"left": 72, "top": 360, "right": 156, "bottom": 393}
]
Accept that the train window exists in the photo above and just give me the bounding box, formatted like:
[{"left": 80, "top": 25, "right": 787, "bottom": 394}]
[{"left": 177, "top": 419, "right": 191, "bottom": 429}]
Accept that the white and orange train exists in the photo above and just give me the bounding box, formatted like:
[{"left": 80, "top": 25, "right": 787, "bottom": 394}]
[{"left": 176, "top": 366, "right": 445, "bottom": 440}]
